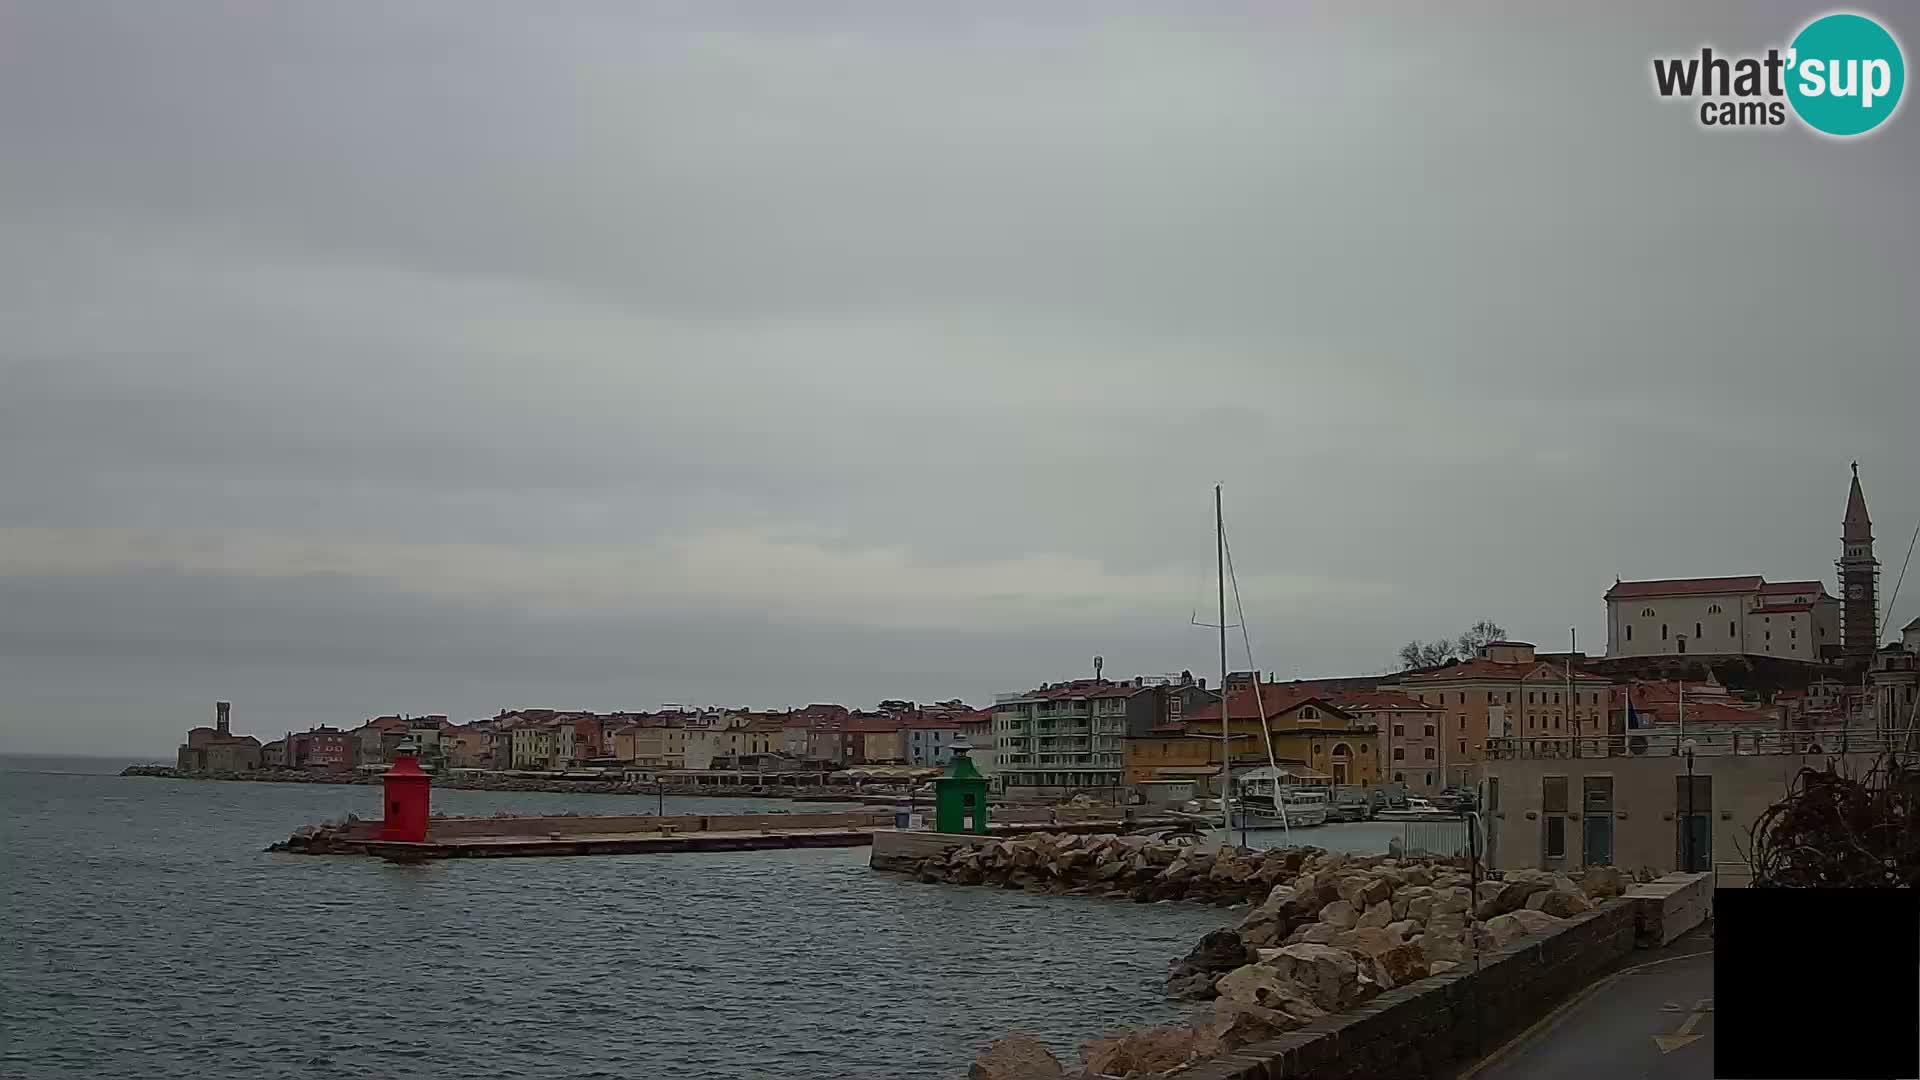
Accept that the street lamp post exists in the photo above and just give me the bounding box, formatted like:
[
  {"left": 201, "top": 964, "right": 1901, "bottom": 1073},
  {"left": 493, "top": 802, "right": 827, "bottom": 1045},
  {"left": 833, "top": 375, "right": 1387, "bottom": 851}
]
[{"left": 1682, "top": 737, "right": 1698, "bottom": 873}]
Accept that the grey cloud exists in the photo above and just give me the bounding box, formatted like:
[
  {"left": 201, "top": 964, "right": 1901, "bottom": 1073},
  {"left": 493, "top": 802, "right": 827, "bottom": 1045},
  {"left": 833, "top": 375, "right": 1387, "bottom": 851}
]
[{"left": 1, "top": 1, "right": 1916, "bottom": 753}]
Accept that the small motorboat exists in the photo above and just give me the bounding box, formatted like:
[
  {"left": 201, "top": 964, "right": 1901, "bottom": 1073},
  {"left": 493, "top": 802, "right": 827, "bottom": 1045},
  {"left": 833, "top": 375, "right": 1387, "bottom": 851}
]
[{"left": 1373, "top": 797, "right": 1453, "bottom": 821}]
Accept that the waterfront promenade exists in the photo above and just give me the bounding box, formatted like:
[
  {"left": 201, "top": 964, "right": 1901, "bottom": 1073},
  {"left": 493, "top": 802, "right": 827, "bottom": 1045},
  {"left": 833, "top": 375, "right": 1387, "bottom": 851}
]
[{"left": 1459, "top": 923, "right": 1714, "bottom": 1080}]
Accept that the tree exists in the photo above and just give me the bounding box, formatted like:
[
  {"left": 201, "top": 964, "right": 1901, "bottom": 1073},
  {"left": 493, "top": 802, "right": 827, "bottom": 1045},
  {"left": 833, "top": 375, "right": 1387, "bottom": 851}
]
[
  {"left": 1455, "top": 619, "right": 1507, "bottom": 658},
  {"left": 1397, "top": 619, "right": 1508, "bottom": 670}
]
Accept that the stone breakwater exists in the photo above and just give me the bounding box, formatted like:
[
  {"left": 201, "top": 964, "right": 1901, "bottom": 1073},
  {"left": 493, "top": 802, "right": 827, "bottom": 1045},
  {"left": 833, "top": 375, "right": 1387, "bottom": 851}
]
[
  {"left": 118, "top": 765, "right": 871, "bottom": 800},
  {"left": 899, "top": 834, "right": 1632, "bottom": 1080}
]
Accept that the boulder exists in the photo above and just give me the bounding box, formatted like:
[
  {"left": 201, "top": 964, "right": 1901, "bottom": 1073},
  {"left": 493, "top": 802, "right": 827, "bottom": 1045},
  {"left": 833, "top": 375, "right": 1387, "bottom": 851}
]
[
  {"left": 1320, "top": 900, "right": 1359, "bottom": 929},
  {"left": 1172, "top": 928, "right": 1253, "bottom": 977},
  {"left": 1402, "top": 865, "right": 1434, "bottom": 887},
  {"left": 1434, "top": 886, "right": 1472, "bottom": 916},
  {"left": 1429, "top": 960, "right": 1459, "bottom": 975},
  {"left": 1214, "top": 963, "right": 1321, "bottom": 1019},
  {"left": 1190, "top": 1000, "right": 1305, "bottom": 1058},
  {"left": 1079, "top": 1025, "right": 1198, "bottom": 1079},
  {"left": 1336, "top": 875, "right": 1371, "bottom": 908},
  {"left": 1386, "top": 919, "right": 1420, "bottom": 940},
  {"left": 1404, "top": 893, "right": 1435, "bottom": 923},
  {"left": 1165, "top": 970, "right": 1220, "bottom": 1001},
  {"left": 1374, "top": 942, "right": 1428, "bottom": 985},
  {"left": 1344, "top": 926, "right": 1400, "bottom": 956},
  {"left": 1484, "top": 914, "right": 1527, "bottom": 947},
  {"left": 1240, "top": 917, "right": 1287, "bottom": 950},
  {"left": 1579, "top": 865, "right": 1627, "bottom": 899},
  {"left": 1295, "top": 921, "right": 1339, "bottom": 944},
  {"left": 1360, "top": 876, "right": 1395, "bottom": 907},
  {"left": 1540, "top": 888, "right": 1593, "bottom": 918},
  {"left": 1264, "top": 943, "right": 1367, "bottom": 1011},
  {"left": 970, "top": 1034, "right": 1065, "bottom": 1080},
  {"left": 1356, "top": 900, "right": 1393, "bottom": 929}
]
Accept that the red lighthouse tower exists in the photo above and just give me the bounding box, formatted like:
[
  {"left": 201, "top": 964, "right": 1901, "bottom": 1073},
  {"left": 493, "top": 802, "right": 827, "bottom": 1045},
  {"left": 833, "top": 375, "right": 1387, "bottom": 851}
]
[{"left": 380, "top": 755, "right": 432, "bottom": 842}]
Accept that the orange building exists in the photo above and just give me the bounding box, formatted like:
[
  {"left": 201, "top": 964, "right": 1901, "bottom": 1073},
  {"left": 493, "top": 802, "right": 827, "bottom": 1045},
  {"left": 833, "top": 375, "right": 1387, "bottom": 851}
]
[
  {"left": 1128, "top": 682, "right": 1380, "bottom": 788},
  {"left": 1397, "top": 641, "right": 1611, "bottom": 787}
]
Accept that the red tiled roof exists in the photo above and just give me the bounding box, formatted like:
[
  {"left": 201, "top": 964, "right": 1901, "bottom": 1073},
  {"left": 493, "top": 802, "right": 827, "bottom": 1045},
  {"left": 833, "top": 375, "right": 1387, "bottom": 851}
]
[
  {"left": 1633, "top": 700, "right": 1778, "bottom": 726},
  {"left": 1182, "top": 684, "right": 1345, "bottom": 724},
  {"left": 1606, "top": 576, "right": 1764, "bottom": 599},
  {"left": 844, "top": 717, "right": 900, "bottom": 734},
  {"left": 1328, "top": 689, "right": 1444, "bottom": 713},
  {"left": 1403, "top": 659, "right": 1610, "bottom": 684},
  {"left": 1760, "top": 580, "right": 1827, "bottom": 596},
  {"left": 897, "top": 713, "right": 966, "bottom": 730}
]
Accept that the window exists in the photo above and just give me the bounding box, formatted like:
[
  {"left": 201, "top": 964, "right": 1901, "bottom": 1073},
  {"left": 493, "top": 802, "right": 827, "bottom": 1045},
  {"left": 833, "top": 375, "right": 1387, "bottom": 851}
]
[
  {"left": 1392, "top": 724, "right": 1404, "bottom": 736},
  {"left": 1300, "top": 706, "right": 1318, "bottom": 720},
  {"left": 1729, "top": 621, "right": 1736, "bottom": 637},
  {"left": 1506, "top": 692, "right": 1513, "bottom": 703},
  {"left": 1626, "top": 625, "right": 1633, "bottom": 642},
  {"left": 1662, "top": 624, "right": 1669, "bottom": 640},
  {"left": 1528, "top": 715, "right": 1535, "bottom": 730},
  {"left": 1394, "top": 772, "right": 1404, "bottom": 783},
  {"left": 1487, "top": 691, "right": 1497, "bottom": 703},
  {"left": 1543, "top": 776, "right": 1569, "bottom": 859},
  {"left": 1424, "top": 747, "right": 1435, "bottom": 760},
  {"left": 1457, "top": 692, "right": 1465, "bottom": 705},
  {"left": 1553, "top": 692, "right": 1561, "bottom": 704},
  {"left": 1791, "top": 628, "right": 1797, "bottom": 639},
  {"left": 1169, "top": 698, "right": 1182, "bottom": 717},
  {"left": 1695, "top": 622, "right": 1702, "bottom": 639},
  {"left": 1765, "top": 631, "right": 1771, "bottom": 642},
  {"left": 1708, "top": 604, "right": 1722, "bottom": 614},
  {"left": 1528, "top": 692, "right": 1536, "bottom": 704},
  {"left": 1424, "top": 725, "right": 1436, "bottom": 737},
  {"left": 1394, "top": 747, "right": 1405, "bottom": 760},
  {"left": 1642, "top": 607, "right": 1656, "bottom": 617},
  {"left": 1457, "top": 740, "right": 1466, "bottom": 756}
]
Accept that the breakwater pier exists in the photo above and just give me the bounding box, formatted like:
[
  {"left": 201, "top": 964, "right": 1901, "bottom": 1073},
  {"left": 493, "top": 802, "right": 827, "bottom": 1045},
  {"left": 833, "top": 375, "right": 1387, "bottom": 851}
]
[{"left": 271, "top": 807, "right": 1190, "bottom": 860}]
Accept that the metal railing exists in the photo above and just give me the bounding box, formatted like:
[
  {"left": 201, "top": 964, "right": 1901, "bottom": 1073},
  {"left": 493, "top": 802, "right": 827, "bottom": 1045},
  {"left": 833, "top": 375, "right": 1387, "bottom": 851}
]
[{"left": 1485, "top": 731, "right": 1905, "bottom": 759}]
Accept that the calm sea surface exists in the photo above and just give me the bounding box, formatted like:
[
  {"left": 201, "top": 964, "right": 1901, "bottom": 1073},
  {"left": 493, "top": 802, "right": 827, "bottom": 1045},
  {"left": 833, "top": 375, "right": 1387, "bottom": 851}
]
[{"left": 0, "top": 755, "right": 1272, "bottom": 1080}]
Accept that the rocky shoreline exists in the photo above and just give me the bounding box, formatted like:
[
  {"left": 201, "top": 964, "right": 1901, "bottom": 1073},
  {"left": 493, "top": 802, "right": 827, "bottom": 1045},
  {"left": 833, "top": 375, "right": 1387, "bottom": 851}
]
[
  {"left": 117, "top": 764, "right": 874, "bottom": 801},
  {"left": 892, "top": 832, "right": 1632, "bottom": 1079}
]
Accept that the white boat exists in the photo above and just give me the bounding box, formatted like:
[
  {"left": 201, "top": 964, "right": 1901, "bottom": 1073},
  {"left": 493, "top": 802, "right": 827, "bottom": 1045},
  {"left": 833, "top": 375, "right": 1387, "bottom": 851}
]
[
  {"left": 1231, "top": 769, "right": 1329, "bottom": 828},
  {"left": 1374, "top": 797, "right": 1451, "bottom": 821}
]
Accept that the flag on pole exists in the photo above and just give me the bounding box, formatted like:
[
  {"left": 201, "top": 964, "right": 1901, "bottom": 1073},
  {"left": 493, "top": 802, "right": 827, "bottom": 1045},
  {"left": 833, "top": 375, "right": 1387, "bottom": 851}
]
[{"left": 1625, "top": 692, "right": 1651, "bottom": 730}]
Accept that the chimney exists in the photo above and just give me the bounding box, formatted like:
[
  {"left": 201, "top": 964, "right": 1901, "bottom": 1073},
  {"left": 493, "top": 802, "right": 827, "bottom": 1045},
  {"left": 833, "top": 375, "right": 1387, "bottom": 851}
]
[
  {"left": 216, "top": 701, "right": 231, "bottom": 736},
  {"left": 1198, "top": 678, "right": 1207, "bottom": 691}
]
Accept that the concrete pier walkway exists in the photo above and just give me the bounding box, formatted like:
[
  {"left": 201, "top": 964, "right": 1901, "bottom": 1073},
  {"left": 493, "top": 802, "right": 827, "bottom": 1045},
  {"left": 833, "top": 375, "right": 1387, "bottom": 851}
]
[
  {"left": 1458, "top": 923, "right": 1715, "bottom": 1080},
  {"left": 276, "top": 809, "right": 1187, "bottom": 860}
]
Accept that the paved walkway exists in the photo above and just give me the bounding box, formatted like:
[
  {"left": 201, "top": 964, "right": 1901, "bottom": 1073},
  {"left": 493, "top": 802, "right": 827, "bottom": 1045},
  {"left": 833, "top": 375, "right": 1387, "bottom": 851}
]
[{"left": 1461, "top": 925, "right": 1715, "bottom": 1080}]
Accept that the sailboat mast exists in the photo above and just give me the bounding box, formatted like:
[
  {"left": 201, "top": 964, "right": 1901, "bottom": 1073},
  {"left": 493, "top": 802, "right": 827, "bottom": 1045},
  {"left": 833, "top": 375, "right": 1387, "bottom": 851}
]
[{"left": 1217, "top": 484, "right": 1230, "bottom": 837}]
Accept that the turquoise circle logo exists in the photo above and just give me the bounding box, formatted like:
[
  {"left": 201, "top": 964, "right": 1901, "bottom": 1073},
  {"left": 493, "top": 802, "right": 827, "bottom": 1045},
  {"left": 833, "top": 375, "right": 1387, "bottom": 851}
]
[{"left": 1787, "top": 12, "right": 1905, "bottom": 136}]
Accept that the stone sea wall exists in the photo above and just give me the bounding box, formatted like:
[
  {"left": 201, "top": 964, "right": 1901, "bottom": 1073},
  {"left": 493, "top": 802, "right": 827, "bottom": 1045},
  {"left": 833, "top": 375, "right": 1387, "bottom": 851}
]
[{"left": 889, "top": 833, "right": 1633, "bottom": 1080}]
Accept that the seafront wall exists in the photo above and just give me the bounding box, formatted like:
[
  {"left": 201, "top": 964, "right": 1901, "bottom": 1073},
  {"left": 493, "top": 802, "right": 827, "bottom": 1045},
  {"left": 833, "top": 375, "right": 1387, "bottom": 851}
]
[{"left": 120, "top": 764, "right": 875, "bottom": 799}]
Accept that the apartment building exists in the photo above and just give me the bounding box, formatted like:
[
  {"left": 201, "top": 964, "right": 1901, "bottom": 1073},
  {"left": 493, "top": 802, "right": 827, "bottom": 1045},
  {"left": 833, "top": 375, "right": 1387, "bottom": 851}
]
[{"left": 1398, "top": 641, "right": 1611, "bottom": 787}]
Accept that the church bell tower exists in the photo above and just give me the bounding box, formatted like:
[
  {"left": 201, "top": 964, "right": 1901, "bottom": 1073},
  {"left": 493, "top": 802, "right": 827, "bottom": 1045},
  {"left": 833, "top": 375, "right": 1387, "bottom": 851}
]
[{"left": 1839, "top": 462, "right": 1879, "bottom": 663}]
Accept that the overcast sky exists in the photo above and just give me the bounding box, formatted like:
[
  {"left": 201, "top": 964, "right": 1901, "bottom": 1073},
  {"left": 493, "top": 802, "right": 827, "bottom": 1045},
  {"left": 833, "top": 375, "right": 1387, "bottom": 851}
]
[{"left": 3, "top": 2, "right": 1915, "bottom": 755}]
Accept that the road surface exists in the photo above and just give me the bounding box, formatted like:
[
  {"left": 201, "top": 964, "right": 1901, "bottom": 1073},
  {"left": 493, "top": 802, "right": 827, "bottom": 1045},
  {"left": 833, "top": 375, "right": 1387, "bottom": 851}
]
[{"left": 1462, "top": 925, "right": 1715, "bottom": 1080}]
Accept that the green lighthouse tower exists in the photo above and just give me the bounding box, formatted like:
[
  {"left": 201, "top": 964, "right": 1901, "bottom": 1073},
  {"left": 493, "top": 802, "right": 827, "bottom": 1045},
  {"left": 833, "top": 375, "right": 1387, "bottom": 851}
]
[{"left": 933, "top": 742, "right": 990, "bottom": 834}]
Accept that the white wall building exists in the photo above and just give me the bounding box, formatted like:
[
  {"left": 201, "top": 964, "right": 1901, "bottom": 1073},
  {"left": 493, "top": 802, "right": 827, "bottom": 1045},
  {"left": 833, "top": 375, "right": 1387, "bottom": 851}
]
[{"left": 1604, "top": 575, "right": 1838, "bottom": 661}]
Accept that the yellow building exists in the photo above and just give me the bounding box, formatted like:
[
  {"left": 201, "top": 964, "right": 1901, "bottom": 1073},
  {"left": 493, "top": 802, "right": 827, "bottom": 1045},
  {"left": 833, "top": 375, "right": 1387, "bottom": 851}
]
[
  {"left": 1129, "top": 682, "right": 1380, "bottom": 787},
  {"left": 1398, "top": 641, "right": 1612, "bottom": 787}
]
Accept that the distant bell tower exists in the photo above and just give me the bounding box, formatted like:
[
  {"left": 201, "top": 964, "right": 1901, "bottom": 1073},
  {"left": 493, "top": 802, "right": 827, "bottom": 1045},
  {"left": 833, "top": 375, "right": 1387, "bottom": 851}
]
[
  {"left": 1839, "top": 462, "right": 1879, "bottom": 663},
  {"left": 216, "top": 700, "right": 232, "bottom": 736}
]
